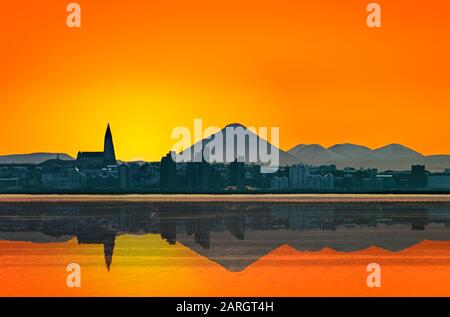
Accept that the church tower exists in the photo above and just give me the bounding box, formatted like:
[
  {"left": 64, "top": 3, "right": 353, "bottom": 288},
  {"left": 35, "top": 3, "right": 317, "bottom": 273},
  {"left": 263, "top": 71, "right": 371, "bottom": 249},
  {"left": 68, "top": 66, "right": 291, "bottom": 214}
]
[{"left": 104, "top": 124, "right": 117, "bottom": 165}]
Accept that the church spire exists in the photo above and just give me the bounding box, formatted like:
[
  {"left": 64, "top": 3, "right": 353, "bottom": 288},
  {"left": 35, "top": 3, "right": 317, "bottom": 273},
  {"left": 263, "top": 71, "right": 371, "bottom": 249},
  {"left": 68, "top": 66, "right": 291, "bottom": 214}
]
[{"left": 104, "top": 123, "right": 117, "bottom": 165}]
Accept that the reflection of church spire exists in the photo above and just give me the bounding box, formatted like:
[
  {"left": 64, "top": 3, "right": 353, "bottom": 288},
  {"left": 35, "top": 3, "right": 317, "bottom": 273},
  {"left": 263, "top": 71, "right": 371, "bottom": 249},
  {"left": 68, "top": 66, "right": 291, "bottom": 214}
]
[{"left": 103, "top": 234, "right": 116, "bottom": 271}]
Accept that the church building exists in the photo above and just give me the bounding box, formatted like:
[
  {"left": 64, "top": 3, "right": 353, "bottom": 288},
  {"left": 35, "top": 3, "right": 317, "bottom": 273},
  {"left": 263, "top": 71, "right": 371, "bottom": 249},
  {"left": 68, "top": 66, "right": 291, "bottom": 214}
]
[{"left": 76, "top": 124, "right": 117, "bottom": 170}]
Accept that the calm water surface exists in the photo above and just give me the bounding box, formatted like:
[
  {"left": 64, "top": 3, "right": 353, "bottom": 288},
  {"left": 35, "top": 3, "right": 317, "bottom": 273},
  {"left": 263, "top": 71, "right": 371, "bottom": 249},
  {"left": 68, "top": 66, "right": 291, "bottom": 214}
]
[{"left": 1, "top": 195, "right": 450, "bottom": 296}]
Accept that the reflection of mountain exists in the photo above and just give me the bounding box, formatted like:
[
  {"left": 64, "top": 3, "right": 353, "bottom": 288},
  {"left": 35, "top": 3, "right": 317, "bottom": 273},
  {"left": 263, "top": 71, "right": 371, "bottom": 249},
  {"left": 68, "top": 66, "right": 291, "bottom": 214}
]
[{"left": 1, "top": 202, "right": 450, "bottom": 271}]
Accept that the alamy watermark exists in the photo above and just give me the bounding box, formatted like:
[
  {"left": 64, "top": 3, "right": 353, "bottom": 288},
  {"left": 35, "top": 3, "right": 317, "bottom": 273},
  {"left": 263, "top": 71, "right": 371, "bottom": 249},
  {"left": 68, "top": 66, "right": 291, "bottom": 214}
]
[
  {"left": 366, "top": 263, "right": 382, "bottom": 288},
  {"left": 66, "top": 263, "right": 81, "bottom": 288},
  {"left": 66, "top": 3, "right": 81, "bottom": 28},
  {"left": 170, "top": 119, "right": 280, "bottom": 173},
  {"left": 66, "top": 3, "right": 382, "bottom": 29},
  {"left": 367, "top": 3, "right": 382, "bottom": 28}
]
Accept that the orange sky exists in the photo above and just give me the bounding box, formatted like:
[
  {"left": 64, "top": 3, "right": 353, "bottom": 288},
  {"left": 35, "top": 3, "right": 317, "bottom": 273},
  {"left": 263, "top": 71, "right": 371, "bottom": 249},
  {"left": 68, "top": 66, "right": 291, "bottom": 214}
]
[{"left": 1, "top": 0, "right": 449, "bottom": 161}]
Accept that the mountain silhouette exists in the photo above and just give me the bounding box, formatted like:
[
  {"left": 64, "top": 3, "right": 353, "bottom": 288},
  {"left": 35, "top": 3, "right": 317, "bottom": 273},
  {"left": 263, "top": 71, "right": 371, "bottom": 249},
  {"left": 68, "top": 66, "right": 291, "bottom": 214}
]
[
  {"left": 176, "top": 123, "right": 298, "bottom": 167},
  {"left": 2, "top": 130, "right": 450, "bottom": 172},
  {"left": 328, "top": 143, "right": 374, "bottom": 160},
  {"left": 0, "top": 153, "right": 73, "bottom": 164},
  {"left": 288, "top": 143, "right": 450, "bottom": 172},
  {"left": 374, "top": 143, "right": 423, "bottom": 159},
  {"left": 288, "top": 144, "right": 339, "bottom": 161}
]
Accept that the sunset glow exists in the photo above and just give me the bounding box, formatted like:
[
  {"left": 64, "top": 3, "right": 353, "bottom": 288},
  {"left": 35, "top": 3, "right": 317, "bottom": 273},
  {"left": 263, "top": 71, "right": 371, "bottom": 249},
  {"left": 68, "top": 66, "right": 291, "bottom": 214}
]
[{"left": 1, "top": 0, "right": 450, "bottom": 161}]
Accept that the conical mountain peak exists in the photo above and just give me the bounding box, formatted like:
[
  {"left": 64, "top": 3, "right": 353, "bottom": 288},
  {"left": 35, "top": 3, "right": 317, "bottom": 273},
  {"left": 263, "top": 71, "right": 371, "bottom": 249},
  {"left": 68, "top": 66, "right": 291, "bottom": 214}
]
[{"left": 223, "top": 123, "right": 247, "bottom": 130}]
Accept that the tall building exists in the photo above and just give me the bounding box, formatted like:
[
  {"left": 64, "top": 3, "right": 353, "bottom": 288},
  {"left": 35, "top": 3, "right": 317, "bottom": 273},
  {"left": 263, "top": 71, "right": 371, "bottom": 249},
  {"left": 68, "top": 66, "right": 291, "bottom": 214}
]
[
  {"left": 323, "top": 173, "right": 335, "bottom": 190},
  {"left": 76, "top": 124, "right": 118, "bottom": 170},
  {"left": 160, "top": 152, "right": 177, "bottom": 190},
  {"left": 289, "top": 164, "right": 309, "bottom": 188},
  {"left": 186, "top": 160, "right": 214, "bottom": 191},
  {"left": 229, "top": 159, "right": 245, "bottom": 188},
  {"left": 411, "top": 165, "right": 427, "bottom": 188}
]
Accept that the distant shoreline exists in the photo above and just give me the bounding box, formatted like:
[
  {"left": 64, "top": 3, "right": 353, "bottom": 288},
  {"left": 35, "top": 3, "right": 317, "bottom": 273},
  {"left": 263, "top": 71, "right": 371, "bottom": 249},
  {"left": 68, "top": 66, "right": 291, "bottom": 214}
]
[
  {"left": 1, "top": 189, "right": 450, "bottom": 195},
  {"left": 1, "top": 193, "right": 450, "bottom": 203}
]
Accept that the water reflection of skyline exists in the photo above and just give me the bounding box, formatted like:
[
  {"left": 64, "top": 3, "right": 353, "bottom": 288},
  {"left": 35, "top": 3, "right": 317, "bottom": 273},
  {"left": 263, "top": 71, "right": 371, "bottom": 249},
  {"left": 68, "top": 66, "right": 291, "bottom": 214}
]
[{"left": 1, "top": 202, "right": 450, "bottom": 271}]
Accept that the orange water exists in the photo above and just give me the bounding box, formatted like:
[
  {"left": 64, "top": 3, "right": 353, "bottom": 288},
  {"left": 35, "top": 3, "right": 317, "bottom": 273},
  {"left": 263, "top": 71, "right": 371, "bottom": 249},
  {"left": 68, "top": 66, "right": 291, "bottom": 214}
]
[{"left": 2, "top": 234, "right": 450, "bottom": 297}]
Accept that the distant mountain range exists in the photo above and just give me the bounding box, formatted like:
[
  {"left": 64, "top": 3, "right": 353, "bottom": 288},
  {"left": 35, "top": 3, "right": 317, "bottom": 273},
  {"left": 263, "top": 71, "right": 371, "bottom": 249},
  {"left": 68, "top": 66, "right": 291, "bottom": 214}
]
[
  {"left": 1, "top": 124, "right": 450, "bottom": 172},
  {"left": 177, "top": 124, "right": 450, "bottom": 171},
  {"left": 288, "top": 143, "right": 450, "bottom": 172},
  {"left": 0, "top": 153, "right": 74, "bottom": 165}
]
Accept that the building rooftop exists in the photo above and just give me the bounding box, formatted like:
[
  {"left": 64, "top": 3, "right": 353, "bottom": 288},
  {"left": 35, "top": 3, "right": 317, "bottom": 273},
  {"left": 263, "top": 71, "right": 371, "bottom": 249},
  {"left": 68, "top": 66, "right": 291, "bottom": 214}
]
[{"left": 77, "top": 152, "right": 104, "bottom": 159}]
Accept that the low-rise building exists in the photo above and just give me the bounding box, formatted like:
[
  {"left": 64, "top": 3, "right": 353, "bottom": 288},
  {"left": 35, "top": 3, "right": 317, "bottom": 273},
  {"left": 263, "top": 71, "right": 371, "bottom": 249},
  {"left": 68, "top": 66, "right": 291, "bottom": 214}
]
[{"left": 427, "top": 174, "right": 450, "bottom": 190}]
